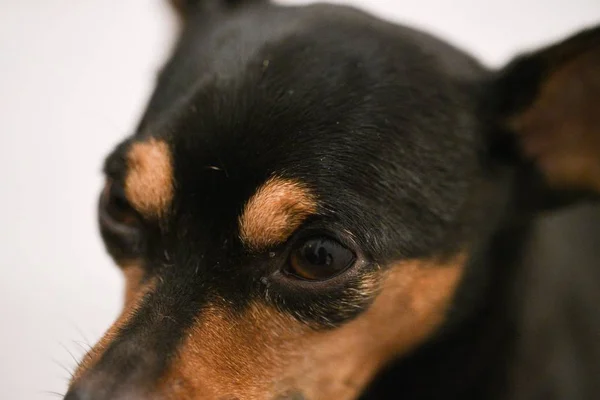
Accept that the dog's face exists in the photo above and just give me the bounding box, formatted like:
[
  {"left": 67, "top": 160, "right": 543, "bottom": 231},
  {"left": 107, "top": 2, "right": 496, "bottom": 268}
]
[{"left": 66, "top": 2, "right": 600, "bottom": 399}]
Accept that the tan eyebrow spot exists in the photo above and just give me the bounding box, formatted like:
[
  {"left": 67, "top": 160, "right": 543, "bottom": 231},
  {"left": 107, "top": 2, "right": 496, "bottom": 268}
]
[
  {"left": 124, "top": 138, "right": 174, "bottom": 220},
  {"left": 239, "top": 177, "right": 317, "bottom": 251}
]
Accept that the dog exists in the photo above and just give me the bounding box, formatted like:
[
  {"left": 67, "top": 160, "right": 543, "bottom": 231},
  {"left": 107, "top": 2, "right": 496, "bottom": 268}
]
[{"left": 64, "top": 0, "right": 600, "bottom": 399}]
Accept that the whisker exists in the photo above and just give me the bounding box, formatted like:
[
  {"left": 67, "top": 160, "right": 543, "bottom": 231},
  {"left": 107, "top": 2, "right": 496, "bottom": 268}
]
[
  {"left": 72, "top": 340, "right": 92, "bottom": 353},
  {"left": 40, "top": 390, "right": 65, "bottom": 398},
  {"left": 69, "top": 322, "right": 92, "bottom": 347},
  {"left": 51, "top": 358, "right": 74, "bottom": 380},
  {"left": 59, "top": 342, "right": 81, "bottom": 367}
]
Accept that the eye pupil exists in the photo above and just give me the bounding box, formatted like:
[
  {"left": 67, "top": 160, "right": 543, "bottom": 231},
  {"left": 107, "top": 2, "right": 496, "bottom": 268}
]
[
  {"left": 289, "top": 237, "right": 355, "bottom": 280},
  {"left": 303, "top": 240, "right": 333, "bottom": 267}
]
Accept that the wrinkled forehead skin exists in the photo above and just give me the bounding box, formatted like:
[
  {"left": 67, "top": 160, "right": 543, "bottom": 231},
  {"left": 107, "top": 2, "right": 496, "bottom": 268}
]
[{"left": 73, "top": 3, "right": 489, "bottom": 399}]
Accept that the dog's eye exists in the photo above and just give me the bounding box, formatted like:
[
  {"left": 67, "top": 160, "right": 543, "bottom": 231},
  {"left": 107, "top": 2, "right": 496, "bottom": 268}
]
[
  {"left": 100, "top": 180, "right": 139, "bottom": 226},
  {"left": 287, "top": 237, "right": 356, "bottom": 280}
]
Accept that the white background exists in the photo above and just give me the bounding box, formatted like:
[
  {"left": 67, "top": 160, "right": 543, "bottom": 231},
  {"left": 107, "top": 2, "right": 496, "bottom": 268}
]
[{"left": 0, "top": 0, "right": 598, "bottom": 398}]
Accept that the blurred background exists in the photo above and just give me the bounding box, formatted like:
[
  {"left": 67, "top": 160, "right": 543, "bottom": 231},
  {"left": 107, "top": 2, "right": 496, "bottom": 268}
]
[{"left": 0, "top": 0, "right": 599, "bottom": 398}]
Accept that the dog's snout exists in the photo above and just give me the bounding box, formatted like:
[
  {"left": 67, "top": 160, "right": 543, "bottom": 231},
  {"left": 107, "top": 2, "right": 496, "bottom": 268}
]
[
  {"left": 64, "top": 387, "right": 143, "bottom": 400},
  {"left": 64, "top": 379, "right": 147, "bottom": 400},
  {"left": 63, "top": 386, "right": 108, "bottom": 400},
  {"left": 66, "top": 335, "right": 164, "bottom": 400},
  {"left": 63, "top": 386, "right": 113, "bottom": 400},
  {"left": 275, "top": 391, "right": 307, "bottom": 400},
  {"left": 63, "top": 387, "right": 87, "bottom": 400}
]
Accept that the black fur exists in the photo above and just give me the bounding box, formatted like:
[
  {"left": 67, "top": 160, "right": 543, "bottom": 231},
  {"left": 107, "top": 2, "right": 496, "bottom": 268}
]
[{"left": 67, "top": 1, "right": 600, "bottom": 399}]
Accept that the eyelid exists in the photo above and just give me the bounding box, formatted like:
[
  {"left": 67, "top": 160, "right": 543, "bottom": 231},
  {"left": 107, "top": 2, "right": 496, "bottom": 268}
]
[
  {"left": 102, "top": 162, "right": 125, "bottom": 183},
  {"left": 284, "top": 224, "right": 360, "bottom": 257},
  {"left": 100, "top": 180, "right": 141, "bottom": 226}
]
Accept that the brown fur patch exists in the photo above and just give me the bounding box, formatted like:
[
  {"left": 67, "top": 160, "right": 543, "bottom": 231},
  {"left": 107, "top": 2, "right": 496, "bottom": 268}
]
[
  {"left": 239, "top": 177, "right": 317, "bottom": 251},
  {"left": 124, "top": 138, "right": 174, "bottom": 220},
  {"left": 156, "top": 254, "right": 465, "bottom": 399},
  {"left": 510, "top": 47, "right": 600, "bottom": 192},
  {"left": 70, "top": 264, "right": 153, "bottom": 384}
]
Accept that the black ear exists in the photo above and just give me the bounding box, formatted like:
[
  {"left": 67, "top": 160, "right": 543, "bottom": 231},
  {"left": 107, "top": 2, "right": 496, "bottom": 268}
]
[
  {"left": 170, "top": 0, "right": 266, "bottom": 19},
  {"left": 492, "top": 25, "right": 600, "bottom": 210}
]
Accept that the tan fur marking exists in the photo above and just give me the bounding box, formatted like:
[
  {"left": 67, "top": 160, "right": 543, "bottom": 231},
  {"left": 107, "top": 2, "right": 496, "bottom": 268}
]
[
  {"left": 156, "top": 304, "right": 305, "bottom": 399},
  {"left": 70, "top": 264, "right": 153, "bottom": 383},
  {"left": 509, "top": 48, "right": 600, "bottom": 192},
  {"left": 157, "top": 254, "right": 465, "bottom": 399},
  {"left": 125, "top": 138, "right": 174, "bottom": 219},
  {"left": 239, "top": 177, "right": 317, "bottom": 251},
  {"left": 122, "top": 263, "right": 146, "bottom": 306}
]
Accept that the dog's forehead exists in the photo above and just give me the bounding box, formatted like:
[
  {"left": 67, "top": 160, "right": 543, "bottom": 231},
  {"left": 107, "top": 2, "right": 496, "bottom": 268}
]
[
  {"left": 117, "top": 4, "right": 485, "bottom": 259},
  {"left": 141, "top": 4, "right": 482, "bottom": 129}
]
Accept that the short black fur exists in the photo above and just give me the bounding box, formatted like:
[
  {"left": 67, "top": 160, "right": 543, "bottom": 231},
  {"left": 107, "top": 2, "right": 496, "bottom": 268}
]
[{"left": 67, "top": 1, "right": 600, "bottom": 399}]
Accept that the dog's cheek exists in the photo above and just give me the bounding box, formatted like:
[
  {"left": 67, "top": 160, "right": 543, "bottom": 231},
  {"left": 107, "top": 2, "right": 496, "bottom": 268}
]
[
  {"left": 282, "top": 255, "right": 465, "bottom": 400},
  {"left": 155, "top": 303, "right": 310, "bottom": 400},
  {"left": 155, "top": 255, "right": 465, "bottom": 400}
]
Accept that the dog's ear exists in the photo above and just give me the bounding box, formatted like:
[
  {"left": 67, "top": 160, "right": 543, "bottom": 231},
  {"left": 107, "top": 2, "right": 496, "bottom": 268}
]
[
  {"left": 170, "top": 0, "right": 266, "bottom": 19},
  {"left": 491, "top": 26, "right": 600, "bottom": 210}
]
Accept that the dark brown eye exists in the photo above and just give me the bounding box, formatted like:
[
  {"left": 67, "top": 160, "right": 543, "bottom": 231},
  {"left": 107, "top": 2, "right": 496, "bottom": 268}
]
[
  {"left": 100, "top": 179, "right": 139, "bottom": 227},
  {"left": 287, "top": 237, "right": 356, "bottom": 280}
]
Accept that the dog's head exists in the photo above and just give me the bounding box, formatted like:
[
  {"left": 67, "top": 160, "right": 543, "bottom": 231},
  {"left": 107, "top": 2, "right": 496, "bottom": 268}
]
[{"left": 66, "top": 1, "right": 600, "bottom": 399}]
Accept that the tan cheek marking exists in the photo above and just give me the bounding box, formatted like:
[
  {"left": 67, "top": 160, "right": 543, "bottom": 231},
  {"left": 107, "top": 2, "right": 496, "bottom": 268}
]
[
  {"left": 157, "top": 255, "right": 465, "bottom": 400},
  {"left": 156, "top": 304, "right": 307, "bottom": 400},
  {"left": 122, "top": 262, "right": 146, "bottom": 306},
  {"left": 124, "top": 138, "right": 174, "bottom": 220},
  {"left": 70, "top": 264, "right": 154, "bottom": 384},
  {"left": 239, "top": 177, "right": 317, "bottom": 251},
  {"left": 284, "top": 255, "right": 465, "bottom": 400}
]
